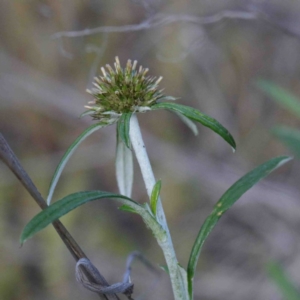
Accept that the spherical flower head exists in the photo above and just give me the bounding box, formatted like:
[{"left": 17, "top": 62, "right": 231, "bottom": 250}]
[{"left": 85, "top": 57, "right": 167, "bottom": 123}]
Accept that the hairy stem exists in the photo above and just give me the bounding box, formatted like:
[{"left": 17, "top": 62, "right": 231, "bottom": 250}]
[{"left": 129, "top": 114, "right": 188, "bottom": 300}]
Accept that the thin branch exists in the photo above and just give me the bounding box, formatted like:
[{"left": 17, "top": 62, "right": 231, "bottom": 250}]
[
  {"left": 259, "top": 10, "right": 300, "bottom": 38},
  {"left": 52, "top": 7, "right": 300, "bottom": 41},
  {"left": 0, "top": 133, "right": 84, "bottom": 259},
  {"left": 76, "top": 252, "right": 159, "bottom": 300},
  {"left": 85, "top": 33, "right": 109, "bottom": 89},
  {"left": 76, "top": 258, "right": 134, "bottom": 299},
  {"left": 52, "top": 11, "right": 259, "bottom": 39},
  {"left": 0, "top": 133, "right": 119, "bottom": 300}
]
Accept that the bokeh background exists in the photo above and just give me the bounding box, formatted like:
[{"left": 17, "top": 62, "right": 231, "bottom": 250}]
[{"left": 1, "top": 1, "right": 300, "bottom": 299}]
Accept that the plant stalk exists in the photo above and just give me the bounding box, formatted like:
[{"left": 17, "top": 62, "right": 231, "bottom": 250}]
[{"left": 129, "top": 114, "right": 188, "bottom": 300}]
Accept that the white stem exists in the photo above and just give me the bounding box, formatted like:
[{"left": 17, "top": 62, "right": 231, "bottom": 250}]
[
  {"left": 129, "top": 114, "right": 188, "bottom": 300},
  {"left": 129, "top": 114, "right": 166, "bottom": 226}
]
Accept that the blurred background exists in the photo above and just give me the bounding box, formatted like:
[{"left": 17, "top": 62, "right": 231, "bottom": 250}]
[{"left": 1, "top": 1, "right": 300, "bottom": 299}]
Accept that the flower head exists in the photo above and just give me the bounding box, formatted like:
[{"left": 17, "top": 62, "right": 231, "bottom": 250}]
[
  {"left": 85, "top": 57, "right": 170, "bottom": 123},
  {"left": 82, "top": 57, "right": 236, "bottom": 152}
]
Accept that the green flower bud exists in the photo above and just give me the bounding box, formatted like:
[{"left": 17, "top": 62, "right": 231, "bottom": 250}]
[{"left": 85, "top": 57, "right": 167, "bottom": 122}]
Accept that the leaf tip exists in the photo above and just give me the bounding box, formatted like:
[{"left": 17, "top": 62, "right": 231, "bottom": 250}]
[
  {"left": 19, "top": 235, "right": 26, "bottom": 246},
  {"left": 277, "top": 156, "right": 293, "bottom": 167},
  {"left": 159, "top": 264, "right": 169, "bottom": 274}
]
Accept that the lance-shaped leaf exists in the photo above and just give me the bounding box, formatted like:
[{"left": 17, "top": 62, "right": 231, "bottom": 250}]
[
  {"left": 21, "top": 191, "right": 141, "bottom": 244},
  {"left": 273, "top": 126, "right": 300, "bottom": 158},
  {"left": 152, "top": 102, "right": 236, "bottom": 151},
  {"left": 187, "top": 156, "right": 292, "bottom": 299},
  {"left": 117, "top": 112, "right": 132, "bottom": 149},
  {"left": 46, "top": 123, "right": 107, "bottom": 205},
  {"left": 257, "top": 80, "right": 300, "bottom": 120}
]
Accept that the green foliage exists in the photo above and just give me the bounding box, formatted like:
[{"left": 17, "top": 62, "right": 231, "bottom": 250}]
[
  {"left": 257, "top": 80, "right": 300, "bottom": 157},
  {"left": 119, "top": 204, "right": 139, "bottom": 214},
  {"left": 267, "top": 261, "right": 300, "bottom": 300},
  {"left": 257, "top": 80, "right": 300, "bottom": 119},
  {"left": 21, "top": 191, "right": 141, "bottom": 244},
  {"left": 187, "top": 156, "right": 292, "bottom": 299},
  {"left": 46, "top": 122, "right": 107, "bottom": 205},
  {"left": 152, "top": 102, "right": 236, "bottom": 151},
  {"left": 17, "top": 64, "right": 294, "bottom": 300},
  {"left": 115, "top": 134, "right": 134, "bottom": 197},
  {"left": 273, "top": 126, "right": 300, "bottom": 157},
  {"left": 117, "top": 112, "right": 132, "bottom": 148},
  {"left": 150, "top": 180, "right": 162, "bottom": 216}
]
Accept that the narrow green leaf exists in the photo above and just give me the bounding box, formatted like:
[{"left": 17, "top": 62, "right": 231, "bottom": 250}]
[
  {"left": 187, "top": 156, "right": 292, "bottom": 299},
  {"left": 152, "top": 102, "right": 236, "bottom": 151},
  {"left": 46, "top": 123, "right": 106, "bottom": 205},
  {"left": 150, "top": 180, "right": 162, "bottom": 216},
  {"left": 267, "top": 261, "right": 300, "bottom": 300},
  {"left": 257, "top": 80, "right": 300, "bottom": 119},
  {"left": 117, "top": 112, "right": 132, "bottom": 148},
  {"left": 273, "top": 126, "right": 300, "bottom": 157},
  {"left": 21, "top": 191, "right": 141, "bottom": 244}
]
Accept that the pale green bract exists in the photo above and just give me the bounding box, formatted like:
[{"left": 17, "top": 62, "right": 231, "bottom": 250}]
[
  {"left": 115, "top": 132, "right": 134, "bottom": 198},
  {"left": 117, "top": 112, "right": 132, "bottom": 149}
]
